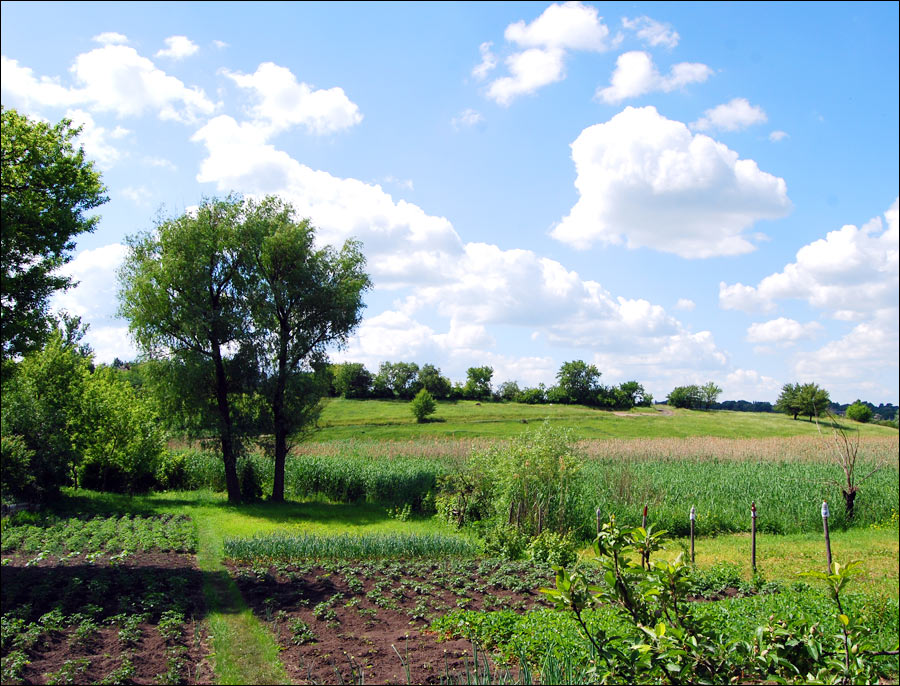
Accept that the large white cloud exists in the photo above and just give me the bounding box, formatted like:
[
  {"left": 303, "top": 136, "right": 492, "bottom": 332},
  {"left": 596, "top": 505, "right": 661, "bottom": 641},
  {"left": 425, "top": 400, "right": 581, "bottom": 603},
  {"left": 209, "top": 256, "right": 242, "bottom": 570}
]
[
  {"left": 793, "top": 309, "right": 899, "bottom": 402},
  {"left": 192, "top": 104, "right": 729, "bottom": 388},
  {"left": 223, "top": 62, "right": 362, "bottom": 135},
  {"left": 484, "top": 1, "right": 616, "bottom": 105},
  {"left": 551, "top": 106, "right": 792, "bottom": 257},
  {"left": 720, "top": 199, "right": 899, "bottom": 317},
  {"left": 1, "top": 46, "right": 216, "bottom": 123},
  {"left": 596, "top": 51, "right": 712, "bottom": 104}
]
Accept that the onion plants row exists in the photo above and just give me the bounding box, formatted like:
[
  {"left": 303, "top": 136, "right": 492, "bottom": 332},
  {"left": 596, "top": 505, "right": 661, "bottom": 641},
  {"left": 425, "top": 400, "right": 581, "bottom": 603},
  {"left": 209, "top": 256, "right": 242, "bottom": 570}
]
[{"left": 224, "top": 532, "right": 479, "bottom": 562}]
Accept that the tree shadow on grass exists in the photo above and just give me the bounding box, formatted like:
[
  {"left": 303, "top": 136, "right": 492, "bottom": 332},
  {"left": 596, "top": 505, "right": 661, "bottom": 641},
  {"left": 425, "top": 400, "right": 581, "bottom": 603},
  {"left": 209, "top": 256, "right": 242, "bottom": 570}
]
[{"left": 45, "top": 489, "right": 397, "bottom": 527}]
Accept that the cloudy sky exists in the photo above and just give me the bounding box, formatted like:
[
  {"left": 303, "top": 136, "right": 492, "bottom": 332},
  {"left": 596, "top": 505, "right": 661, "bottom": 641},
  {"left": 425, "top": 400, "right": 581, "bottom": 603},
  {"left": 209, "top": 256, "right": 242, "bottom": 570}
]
[{"left": 2, "top": 1, "right": 897, "bottom": 404}]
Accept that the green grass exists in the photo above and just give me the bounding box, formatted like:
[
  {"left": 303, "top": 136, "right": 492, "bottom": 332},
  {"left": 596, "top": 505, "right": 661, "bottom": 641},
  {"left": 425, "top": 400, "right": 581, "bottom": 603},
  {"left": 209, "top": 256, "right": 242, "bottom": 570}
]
[{"left": 309, "top": 398, "right": 898, "bottom": 441}]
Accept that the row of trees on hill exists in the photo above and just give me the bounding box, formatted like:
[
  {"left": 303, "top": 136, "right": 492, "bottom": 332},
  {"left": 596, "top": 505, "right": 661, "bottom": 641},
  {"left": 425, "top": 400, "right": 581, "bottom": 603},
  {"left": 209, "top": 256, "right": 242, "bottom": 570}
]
[{"left": 328, "top": 359, "right": 654, "bottom": 410}]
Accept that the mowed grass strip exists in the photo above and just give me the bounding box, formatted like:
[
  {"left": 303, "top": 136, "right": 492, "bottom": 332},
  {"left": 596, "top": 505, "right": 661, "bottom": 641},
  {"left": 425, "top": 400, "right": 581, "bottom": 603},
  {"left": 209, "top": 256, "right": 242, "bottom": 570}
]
[{"left": 309, "top": 398, "right": 899, "bottom": 441}]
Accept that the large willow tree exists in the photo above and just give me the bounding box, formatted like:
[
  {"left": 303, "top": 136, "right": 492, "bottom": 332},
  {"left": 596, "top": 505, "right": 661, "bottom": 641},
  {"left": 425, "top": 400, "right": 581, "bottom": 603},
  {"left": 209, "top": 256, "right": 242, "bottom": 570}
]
[{"left": 119, "top": 195, "right": 369, "bottom": 503}]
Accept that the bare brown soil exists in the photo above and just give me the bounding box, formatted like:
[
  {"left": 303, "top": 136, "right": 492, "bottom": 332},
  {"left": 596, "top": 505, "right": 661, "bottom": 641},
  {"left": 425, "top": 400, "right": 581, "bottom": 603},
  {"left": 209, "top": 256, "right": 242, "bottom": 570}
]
[
  {"left": 225, "top": 559, "right": 559, "bottom": 685},
  {"left": 1, "top": 552, "right": 213, "bottom": 685}
]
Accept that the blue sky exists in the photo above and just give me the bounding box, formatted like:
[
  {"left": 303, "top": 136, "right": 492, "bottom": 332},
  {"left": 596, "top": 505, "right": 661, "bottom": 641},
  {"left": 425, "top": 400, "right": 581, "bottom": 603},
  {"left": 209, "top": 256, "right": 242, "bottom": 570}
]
[{"left": 2, "top": 1, "right": 898, "bottom": 403}]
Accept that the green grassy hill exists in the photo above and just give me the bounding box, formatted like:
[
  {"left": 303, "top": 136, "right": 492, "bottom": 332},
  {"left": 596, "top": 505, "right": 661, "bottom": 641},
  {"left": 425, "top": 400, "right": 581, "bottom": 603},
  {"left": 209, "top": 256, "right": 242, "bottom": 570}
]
[{"left": 310, "top": 398, "right": 898, "bottom": 441}]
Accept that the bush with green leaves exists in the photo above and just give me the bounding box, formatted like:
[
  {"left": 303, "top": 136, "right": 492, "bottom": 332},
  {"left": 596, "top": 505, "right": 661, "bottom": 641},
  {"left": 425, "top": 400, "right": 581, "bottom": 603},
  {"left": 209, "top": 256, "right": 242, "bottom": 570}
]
[
  {"left": 538, "top": 516, "right": 897, "bottom": 684},
  {"left": 846, "top": 401, "right": 874, "bottom": 423},
  {"left": 76, "top": 367, "right": 165, "bottom": 494},
  {"left": 526, "top": 530, "right": 577, "bottom": 568},
  {"left": 410, "top": 388, "right": 437, "bottom": 423},
  {"left": 1, "top": 329, "right": 88, "bottom": 500}
]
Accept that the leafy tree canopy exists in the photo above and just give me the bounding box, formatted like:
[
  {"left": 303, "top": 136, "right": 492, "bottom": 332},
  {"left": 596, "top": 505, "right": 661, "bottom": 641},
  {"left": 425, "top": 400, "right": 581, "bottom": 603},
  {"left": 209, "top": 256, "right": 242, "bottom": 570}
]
[{"left": 1, "top": 107, "right": 107, "bottom": 362}]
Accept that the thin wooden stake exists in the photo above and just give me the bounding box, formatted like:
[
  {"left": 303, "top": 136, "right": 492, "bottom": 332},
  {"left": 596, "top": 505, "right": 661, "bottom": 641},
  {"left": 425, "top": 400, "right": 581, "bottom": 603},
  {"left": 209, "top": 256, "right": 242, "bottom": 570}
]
[
  {"left": 689, "top": 505, "right": 696, "bottom": 564},
  {"left": 642, "top": 504, "right": 648, "bottom": 530},
  {"left": 596, "top": 507, "right": 602, "bottom": 536},
  {"left": 822, "top": 500, "right": 832, "bottom": 574},
  {"left": 751, "top": 502, "right": 757, "bottom": 573}
]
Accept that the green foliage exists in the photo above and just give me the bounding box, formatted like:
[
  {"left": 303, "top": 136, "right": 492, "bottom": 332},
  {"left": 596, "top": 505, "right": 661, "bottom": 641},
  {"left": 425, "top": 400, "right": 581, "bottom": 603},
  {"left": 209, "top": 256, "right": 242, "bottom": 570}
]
[
  {"left": 418, "top": 363, "right": 452, "bottom": 399},
  {"left": 0, "top": 435, "right": 35, "bottom": 502},
  {"left": 331, "top": 362, "right": 372, "bottom": 398},
  {"left": 537, "top": 517, "right": 897, "bottom": 683},
  {"left": 374, "top": 361, "right": 421, "bottom": 399},
  {"left": 526, "top": 530, "right": 577, "bottom": 567},
  {"left": 223, "top": 531, "right": 479, "bottom": 561},
  {"left": 463, "top": 366, "right": 493, "bottom": 400},
  {"left": 668, "top": 383, "right": 702, "bottom": 409},
  {"left": 555, "top": 360, "right": 601, "bottom": 406},
  {"left": 776, "top": 382, "right": 831, "bottom": 420},
  {"left": 77, "top": 368, "right": 165, "bottom": 494},
  {"left": 847, "top": 400, "right": 874, "bottom": 423},
  {"left": 1, "top": 329, "right": 89, "bottom": 500},
  {"left": 480, "top": 524, "right": 529, "bottom": 560},
  {"left": 1, "top": 107, "right": 107, "bottom": 361},
  {"left": 410, "top": 388, "right": 437, "bottom": 423}
]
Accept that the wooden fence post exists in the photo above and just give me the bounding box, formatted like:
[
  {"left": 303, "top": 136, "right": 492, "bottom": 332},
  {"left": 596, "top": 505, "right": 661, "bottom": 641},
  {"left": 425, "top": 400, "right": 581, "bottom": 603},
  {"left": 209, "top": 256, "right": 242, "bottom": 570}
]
[
  {"left": 596, "top": 507, "right": 602, "bottom": 537},
  {"left": 821, "top": 500, "right": 832, "bottom": 574},
  {"left": 751, "top": 502, "right": 757, "bottom": 573},
  {"left": 690, "top": 505, "right": 696, "bottom": 564},
  {"left": 642, "top": 504, "right": 648, "bottom": 530}
]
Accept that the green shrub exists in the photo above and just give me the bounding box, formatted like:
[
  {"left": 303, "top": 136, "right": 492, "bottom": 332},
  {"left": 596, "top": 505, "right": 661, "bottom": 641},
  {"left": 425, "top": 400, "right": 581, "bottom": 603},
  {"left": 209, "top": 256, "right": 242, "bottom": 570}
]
[
  {"left": 481, "top": 524, "right": 528, "bottom": 560},
  {"left": 847, "top": 401, "right": 873, "bottom": 423},
  {"left": 527, "top": 530, "right": 577, "bottom": 567},
  {"left": 76, "top": 367, "right": 165, "bottom": 494},
  {"left": 0, "top": 434, "right": 35, "bottom": 501},
  {"left": 410, "top": 388, "right": 437, "bottom": 423}
]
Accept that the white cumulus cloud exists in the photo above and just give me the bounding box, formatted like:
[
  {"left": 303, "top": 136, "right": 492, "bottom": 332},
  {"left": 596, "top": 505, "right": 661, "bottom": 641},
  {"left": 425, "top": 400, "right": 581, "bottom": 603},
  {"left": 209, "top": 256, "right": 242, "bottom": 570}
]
[
  {"left": 485, "top": 2, "right": 616, "bottom": 105},
  {"left": 92, "top": 32, "right": 129, "bottom": 46},
  {"left": 746, "top": 317, "right": 823, "bottom": 344},
  {"left": 691, "top": 98, "right": 767, "bottom": 132},
  {"left": 155, "top": 35, "right": 199, "bottom": 60},
  {"left": 551, "top": 106, "right": 792, "bottom": 258},
  {"left": 621, "top": 16, "right": 679, "bottom": 49},
  {"left": 223, "top": 62, "right": 362, "bottom": 135},
  {"left": 451, "top": 108, "right": 484, "bottom": 130},
  {"left": 596, "top": 51, "right": 712, "bottom": 104},
  {"left": 769, "top": 130, "right": 789, "bottom": 142},
  {"left": 1, "top": 46, "right": 216, "bottom": 123},
  {"left": 719, "top": 198, "right": 899, "bottom": 317}
]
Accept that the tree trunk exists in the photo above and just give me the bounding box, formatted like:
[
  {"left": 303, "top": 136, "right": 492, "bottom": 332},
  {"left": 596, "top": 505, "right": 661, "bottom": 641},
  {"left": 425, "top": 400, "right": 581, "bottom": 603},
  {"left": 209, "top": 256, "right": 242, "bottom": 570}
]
[
  {"left": 212, "top": 346, "right": 241, "bottom": 504},
  {"left": 270, "top": 330, "right": 289, "bottom": 502},
  {"left": 843, "top": 488, "right": 856, "bottom": 521}
]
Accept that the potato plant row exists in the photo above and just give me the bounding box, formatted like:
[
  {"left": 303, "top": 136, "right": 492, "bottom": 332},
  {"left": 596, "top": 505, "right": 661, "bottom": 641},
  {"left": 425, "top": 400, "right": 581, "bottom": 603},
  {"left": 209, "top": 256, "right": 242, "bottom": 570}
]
[{"left": 0, "top": 514, "right": 196, "bottom": 556}]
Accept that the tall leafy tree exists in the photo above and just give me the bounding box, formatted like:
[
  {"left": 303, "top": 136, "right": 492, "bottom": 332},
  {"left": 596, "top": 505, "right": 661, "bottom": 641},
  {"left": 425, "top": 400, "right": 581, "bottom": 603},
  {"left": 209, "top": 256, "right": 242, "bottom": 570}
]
[
  {"left": 118, "top": 197, "right": 247, "bottom": 502},
  {"left": 700, "top": 381, "right": 723, "bottom": 410},
  {"left": 464, "top": 366, "right": 493, "bottom": 400},
  {"left": 556, "top": 360, "right": 601, "bottom": 406},
  {"left": 1, "top": 107, "right": 107, "bottom": 363},
  {"left": 240, "top": 196, "right": 370, "bottom": 502}
]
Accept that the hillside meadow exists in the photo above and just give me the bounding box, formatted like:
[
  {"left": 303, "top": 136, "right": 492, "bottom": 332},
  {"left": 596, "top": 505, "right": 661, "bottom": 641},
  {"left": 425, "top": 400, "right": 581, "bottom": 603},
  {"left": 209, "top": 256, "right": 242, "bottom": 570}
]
[{"left": 308, "top": 398, "right": 899, "bottom": 441}]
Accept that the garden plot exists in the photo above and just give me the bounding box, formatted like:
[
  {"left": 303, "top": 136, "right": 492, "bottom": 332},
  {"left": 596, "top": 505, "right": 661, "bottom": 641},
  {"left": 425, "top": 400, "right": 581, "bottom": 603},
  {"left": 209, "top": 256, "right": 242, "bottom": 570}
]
[
  {"left": 225, "top": 556, "right": 593, "bottom": 684},
  {"left": 1, "top": 515, "right": 211, "bottom": 685}
]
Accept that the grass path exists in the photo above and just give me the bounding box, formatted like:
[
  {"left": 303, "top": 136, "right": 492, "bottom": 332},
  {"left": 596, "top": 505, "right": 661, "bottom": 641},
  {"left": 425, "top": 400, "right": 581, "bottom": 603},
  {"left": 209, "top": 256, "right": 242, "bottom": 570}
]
[{"left": 193, "top": 513, "right": 288, "bottom": 685}]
